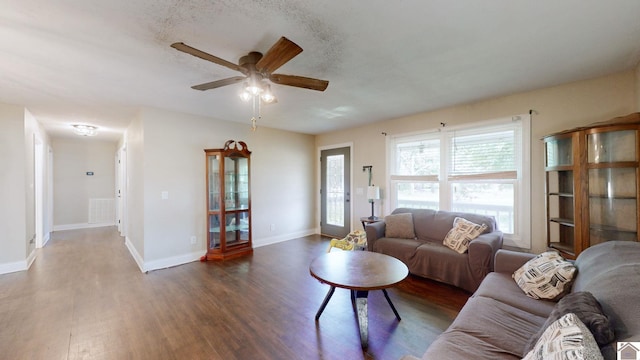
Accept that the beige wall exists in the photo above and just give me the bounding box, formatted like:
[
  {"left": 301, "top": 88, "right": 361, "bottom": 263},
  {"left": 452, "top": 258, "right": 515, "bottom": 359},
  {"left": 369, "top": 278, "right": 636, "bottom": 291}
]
[
  {"left": 52, "top": 137, "right": 117, "bottom": 227},
  {"left": 316, "top": 70, "right": 638, "bottom": 254},
  {"left": 126, "top": 107, "right": 316, "bottom": 270},
  {"left": 636, "top": 61, "right": 640, "bottom": 110}
]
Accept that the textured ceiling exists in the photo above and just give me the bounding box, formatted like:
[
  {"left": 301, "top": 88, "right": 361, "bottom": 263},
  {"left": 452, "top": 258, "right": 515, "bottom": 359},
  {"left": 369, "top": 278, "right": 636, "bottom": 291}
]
[{"left": 2, "top": 0, "right": 640, "bottom": 141}]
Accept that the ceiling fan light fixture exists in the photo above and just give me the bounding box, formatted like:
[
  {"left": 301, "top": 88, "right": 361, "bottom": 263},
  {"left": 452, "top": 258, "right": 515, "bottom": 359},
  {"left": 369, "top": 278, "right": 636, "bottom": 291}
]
[
  {"left": 260, "top": 84, "right": 276, "bottom": 103},
  {"left": 247, "top": 84, "right": 262, "bottom": 96},
  {"left": 72, "top": 124, "right": 98, "bottom": 136},
  {"left": 239, "top": 83, "right": 252, "bottom": 102}
]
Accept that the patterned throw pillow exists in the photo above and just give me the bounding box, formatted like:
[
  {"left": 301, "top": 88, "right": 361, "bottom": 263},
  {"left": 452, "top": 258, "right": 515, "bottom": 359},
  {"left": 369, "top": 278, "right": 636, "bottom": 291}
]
[
  {"left": 522, "top": 313, "right": 604, "bottom": 360},
  {"left": 442, "top": 217, "right": 488, "bottom": 254},
  {"left": 513, "top": 251, "right": 576, "bottom": 300},
  {"left": 523, "top": 291, "right": 615, "bottom": 355},
  {"left": 384, "top": 213, "right": 416, "bottom": 239}
]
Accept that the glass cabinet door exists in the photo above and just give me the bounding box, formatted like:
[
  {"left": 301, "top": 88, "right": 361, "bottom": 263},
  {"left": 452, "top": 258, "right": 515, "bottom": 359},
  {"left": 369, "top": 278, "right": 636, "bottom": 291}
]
[
  {"left": 546, "top": 137, "right": 573, "bottom": 167},
  {"left": 208, "top": 154, "right": 220, "bottom": 211},
  {"left": 209, "top": 214, "right": 221, "bottom": 249},
  {"left": 587, "top": 130, "right": 638, "bottom": 246},
  {"left": 224, "top": 211, "right": 250, "bottom": 245}
]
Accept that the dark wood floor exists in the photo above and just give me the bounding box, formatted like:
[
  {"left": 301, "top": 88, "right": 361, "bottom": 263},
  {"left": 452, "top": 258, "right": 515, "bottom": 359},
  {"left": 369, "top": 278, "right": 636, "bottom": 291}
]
[{"left": 0, "top": 227, "right": 470, "bottom": 360}]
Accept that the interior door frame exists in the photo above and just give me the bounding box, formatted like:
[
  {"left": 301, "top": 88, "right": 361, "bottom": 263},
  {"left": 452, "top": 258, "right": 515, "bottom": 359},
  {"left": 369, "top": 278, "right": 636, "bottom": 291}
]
[
  {"left": 317, "top": 143, "right": 354, "bottom": 237},
  {"left": 116, "top": 145, "right": 127, "bottom": 237}
]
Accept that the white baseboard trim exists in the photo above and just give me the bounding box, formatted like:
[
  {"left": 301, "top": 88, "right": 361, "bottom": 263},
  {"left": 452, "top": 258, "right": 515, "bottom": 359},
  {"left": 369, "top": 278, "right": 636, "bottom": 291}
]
[
  {"left": 253, "top": 228, "right": 316, "bottom": 248},
  {"left": 0, "top": 248, "right": 39, "bottom": 275},
  {"left": 122, "top": 229, "right": 316, "bottom": 274},
  {"left": 124, "top": 236, "right": 145, "bottom": 273},
  {"left": 53, "top": 222, "right": 115, "bottom": 231},
  {"left": 124, "top": 237, "right": 202, "bottom": 273},
  {"left": 26, "top": 248, "right": 37, "bottom": 269},
  {"left": 42, "top": 232, "right": 51, "bottom": 247},
  {"left": 143, "top": 251, "right": 202, "bottom": 273},
  {"left": 0, "top": 260, "right": 28, "bottom": 275}
]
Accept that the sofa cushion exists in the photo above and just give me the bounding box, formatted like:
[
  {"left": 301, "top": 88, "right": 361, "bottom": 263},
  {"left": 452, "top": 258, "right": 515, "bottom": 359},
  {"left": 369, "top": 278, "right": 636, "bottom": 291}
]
[
  {"left": 571, "top": 241, "right": 640, "bottom": 343},
  {"left": 389, "top": 208, "right": 496, "bottom": 242},
  {"left": 440, "top": 296, "right": 547, "bottom": 358},
  {"left": 421, "top": 330, "right": 522, "bottom": 360},
  {"left": 513, "top": 251, "right": 576, "bottom": 300},
  {"left": 474, "top": 272, "right": 556, "bottom": 318},
  {"left": 523, "top": 291, "right": 615, "bottom": 355},
  {"left": 410, "top": 242, "right": 472, "bottom": 291},
  {"left": 522, "top": 313, "right": 603, "bottom": 360},
  {"left": 384, "top": 213, "right": 416, "bottom": 239},
  {"left": 443, "top": 217, "right": 487, "bottom": 253},
  {"left": 372, "top": 237, "right": 422, "bottom": 264}
]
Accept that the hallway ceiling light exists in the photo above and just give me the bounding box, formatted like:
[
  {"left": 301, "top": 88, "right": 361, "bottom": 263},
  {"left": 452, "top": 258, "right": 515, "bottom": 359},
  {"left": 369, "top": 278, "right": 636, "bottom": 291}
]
[{"left": 72, "top": 124, "right": 98, "bottom": 136}]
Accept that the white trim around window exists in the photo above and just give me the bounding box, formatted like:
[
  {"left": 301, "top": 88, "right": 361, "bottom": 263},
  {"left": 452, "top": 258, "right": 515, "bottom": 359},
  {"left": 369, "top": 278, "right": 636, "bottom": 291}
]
[{"left": 386, "top": 114, "right": 531, "bottom": 249}]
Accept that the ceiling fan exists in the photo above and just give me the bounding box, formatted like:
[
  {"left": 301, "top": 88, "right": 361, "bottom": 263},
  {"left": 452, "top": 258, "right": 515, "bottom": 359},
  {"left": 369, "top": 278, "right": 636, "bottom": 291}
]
[{"left": 170, "top": 37, "right": 329, "bottom": 97}]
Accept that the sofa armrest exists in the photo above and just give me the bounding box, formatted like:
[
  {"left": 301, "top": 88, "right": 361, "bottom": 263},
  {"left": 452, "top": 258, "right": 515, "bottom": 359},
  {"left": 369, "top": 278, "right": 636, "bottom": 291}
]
[
  {"left": 468, "top": 231, "right": 503, "bottom": 280},
  {"left": 494, "top": 249, "right": 536, "bottom": 274},
  {"left": 365, "top": 221, "right": 386, "bottom": 251}
]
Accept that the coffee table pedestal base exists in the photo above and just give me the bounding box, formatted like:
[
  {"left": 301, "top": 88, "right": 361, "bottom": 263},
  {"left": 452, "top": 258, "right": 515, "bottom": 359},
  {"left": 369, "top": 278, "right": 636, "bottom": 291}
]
[{"left": 315, "top": 287, "right": 401, "bottom": 349}]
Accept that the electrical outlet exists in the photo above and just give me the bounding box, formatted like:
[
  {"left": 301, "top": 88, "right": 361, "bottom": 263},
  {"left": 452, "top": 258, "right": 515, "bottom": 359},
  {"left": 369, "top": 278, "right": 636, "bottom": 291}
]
[
  {"left": 190, "top": 236, "right": 197, "bottom": 245},
  {"left": 270, "top": 224, "right": 276, "bottom": 232}
]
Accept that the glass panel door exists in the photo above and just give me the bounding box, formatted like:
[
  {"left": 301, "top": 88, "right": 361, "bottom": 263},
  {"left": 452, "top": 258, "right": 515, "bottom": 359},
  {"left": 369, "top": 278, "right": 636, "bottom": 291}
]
[
  {"left": 587, "top": 130, "right": 638, "bottom": 246},
  {"left": 320, "top": 147, "right": 351, "bottom": 238}
]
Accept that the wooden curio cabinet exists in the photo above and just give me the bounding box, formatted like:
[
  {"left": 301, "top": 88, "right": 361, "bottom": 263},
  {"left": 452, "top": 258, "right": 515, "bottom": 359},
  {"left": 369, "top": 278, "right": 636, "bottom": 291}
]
[
  {"left": 544, "top": 113, "right": 640, "bottom": 259},
  {"left": 204, "top": 140, "right": 252, "bottom": 260}
]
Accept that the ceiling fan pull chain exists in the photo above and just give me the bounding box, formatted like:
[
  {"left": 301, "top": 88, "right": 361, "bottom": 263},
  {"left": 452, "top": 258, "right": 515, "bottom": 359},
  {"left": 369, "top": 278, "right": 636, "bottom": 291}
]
[{"left": 251, "top": 96, "right": 259, "bottom": 131}]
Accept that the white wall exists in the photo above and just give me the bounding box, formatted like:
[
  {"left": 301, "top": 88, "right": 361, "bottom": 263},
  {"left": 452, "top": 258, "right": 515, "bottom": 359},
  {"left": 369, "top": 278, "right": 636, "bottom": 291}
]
[
  {"left": 124, "top": 115, "right": 145, "bottom": 266},
  {"left": 52, "top": 137, "right": 117, "bottom": 228},
  {"left": 0, "top": 105, "right": 27, "bottom": 269},
  {"left": 126, "top": 108, "right": 316, "bottom": 271},
  {"left": 316, "top": 70, "right": 638, "bottom": 254},
  {"left": 0, "top": 103, "right": 52, "bottom": 274}
]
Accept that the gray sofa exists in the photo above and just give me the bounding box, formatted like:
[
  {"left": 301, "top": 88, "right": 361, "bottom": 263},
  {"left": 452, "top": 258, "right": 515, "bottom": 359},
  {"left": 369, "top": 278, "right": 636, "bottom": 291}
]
[
  {"left": 365, "top": 208, "right": 503, "bottom": 293},
  {"left": 402, "top": 241, "right": 640, "bottom": 360}
]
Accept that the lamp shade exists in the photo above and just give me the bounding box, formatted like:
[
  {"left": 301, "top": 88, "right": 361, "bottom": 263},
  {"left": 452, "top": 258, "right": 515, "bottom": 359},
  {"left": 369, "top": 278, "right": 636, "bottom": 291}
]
[{"left": 367, "top": 186, "right": 380, "bottom": 200}]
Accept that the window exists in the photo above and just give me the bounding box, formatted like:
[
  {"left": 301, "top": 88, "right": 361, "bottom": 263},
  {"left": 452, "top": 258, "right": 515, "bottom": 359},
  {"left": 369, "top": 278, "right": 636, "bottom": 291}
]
[{"left": 389, "top": 115, "right": 531, "bottom": 248}]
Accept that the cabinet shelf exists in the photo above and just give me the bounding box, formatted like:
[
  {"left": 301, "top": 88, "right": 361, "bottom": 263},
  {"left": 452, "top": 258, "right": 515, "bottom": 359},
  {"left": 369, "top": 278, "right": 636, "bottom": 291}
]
[
  {"left": 588, "top": 195, "right": 636, "bottom": 200},
  {"left": 549, "top": 218, "right": 575, "bottom": 227},
  {"left": 590, "top": 223, "right": 636, "bottom": 234},
  {"left": 210, "top": 224, "right": 250, "bottom": 233},
  {"left": 549, "top": 192, "right": 574, "bottom": 197},
  {"left": 549, "top": 242, "right": 575, "bottom": 255}
]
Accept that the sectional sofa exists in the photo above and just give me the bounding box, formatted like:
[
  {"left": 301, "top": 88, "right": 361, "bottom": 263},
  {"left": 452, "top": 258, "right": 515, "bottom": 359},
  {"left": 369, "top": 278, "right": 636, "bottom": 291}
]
[{"left": 401, "top": 241, "right": 640, "bottom": 359}]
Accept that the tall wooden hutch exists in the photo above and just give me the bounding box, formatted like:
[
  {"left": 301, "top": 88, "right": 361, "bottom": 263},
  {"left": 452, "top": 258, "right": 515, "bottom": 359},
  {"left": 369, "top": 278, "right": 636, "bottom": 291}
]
[
  {"left": 544, "top": 112, "right": 640, "bottom": 259},
  {"left": 204, "top": 140, "right": 252, "bottom": 260}
]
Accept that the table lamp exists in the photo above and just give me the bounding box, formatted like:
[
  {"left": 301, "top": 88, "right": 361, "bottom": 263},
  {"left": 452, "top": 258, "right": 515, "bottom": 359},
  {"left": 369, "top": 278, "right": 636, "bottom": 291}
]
[{"left": 367, "top": 185, "right": 381, "bottom": 220}]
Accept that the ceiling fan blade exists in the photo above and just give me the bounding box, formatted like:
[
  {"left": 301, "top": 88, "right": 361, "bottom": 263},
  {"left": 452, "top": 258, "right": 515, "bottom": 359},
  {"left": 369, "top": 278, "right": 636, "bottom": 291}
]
[
  {"left": 255, "top": 37, "right": 303, "bottom": 74},
  {"left": 269, "top": 74, "right": 329, "bottom": 91},
  {"left": 191, "top": 76, "right": 246, "bottom": 91},
  {"left": 171, "top": 42, "right": 246, "bottom": 74}
]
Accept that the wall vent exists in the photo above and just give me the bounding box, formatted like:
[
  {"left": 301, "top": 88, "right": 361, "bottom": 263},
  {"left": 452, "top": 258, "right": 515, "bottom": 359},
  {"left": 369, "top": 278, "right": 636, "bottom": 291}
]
[{"left": 89, "top": 198, "right": 115, "bottom": 224}]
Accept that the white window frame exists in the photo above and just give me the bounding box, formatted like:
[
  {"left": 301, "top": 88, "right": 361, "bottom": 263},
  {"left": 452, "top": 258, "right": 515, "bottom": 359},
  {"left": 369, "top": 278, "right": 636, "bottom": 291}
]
[{"left": 387, "top": 114, "right": 531, "bottom": 249}]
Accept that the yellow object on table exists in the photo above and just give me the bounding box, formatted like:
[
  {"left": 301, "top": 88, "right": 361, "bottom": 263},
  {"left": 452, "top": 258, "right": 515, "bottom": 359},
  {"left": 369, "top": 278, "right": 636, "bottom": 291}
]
[{"left": 327, "top": 230, "right": 367, "bottom": 252}]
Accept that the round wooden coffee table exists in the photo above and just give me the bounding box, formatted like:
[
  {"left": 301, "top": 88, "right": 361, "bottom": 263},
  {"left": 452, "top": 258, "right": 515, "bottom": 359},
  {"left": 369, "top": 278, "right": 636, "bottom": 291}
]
[{"left": 309, "top": 251, "right": 409, "bottom": 348}]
